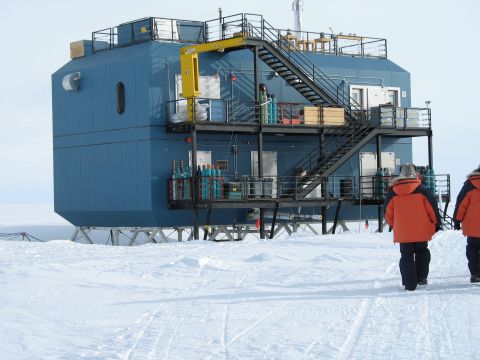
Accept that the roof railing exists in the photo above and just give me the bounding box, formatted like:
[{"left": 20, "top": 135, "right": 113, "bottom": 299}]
[{"left": 91, "top": 13, "right": 387, "bottom": 58}]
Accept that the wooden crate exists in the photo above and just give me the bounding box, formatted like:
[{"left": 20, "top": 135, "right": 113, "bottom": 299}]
[
  {"left": 303, "top": 106, "right": 321, "bottom": 125},
  {"left": 322, "top": 107, "right": 345, "bottom": 126},
  {"left": 70, "top": 40, "right": 86, "bottom": 59}
]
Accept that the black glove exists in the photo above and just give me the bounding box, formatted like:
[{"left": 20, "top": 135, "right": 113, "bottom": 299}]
[{"left": 454, "top": 221, "right": 461, "bottom": 231}]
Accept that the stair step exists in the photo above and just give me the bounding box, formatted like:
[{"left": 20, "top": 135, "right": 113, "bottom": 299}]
[
  {"left": 264, "top": 59, "right": 279, "bottom": 65},
  {"left": 270, "top": 63, "right": 287, "bottom": 69}
]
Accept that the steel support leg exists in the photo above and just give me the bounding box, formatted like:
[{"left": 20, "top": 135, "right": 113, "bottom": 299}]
[
  {"left": 376, "top": 134, "right": 384, "bottom": 233},
  {"left": 321, "top": 207, "right": 327, "bottom": 235},
  {"left": 332, "top": 200, "right": 342, "bottom": 234},
  {"left": 428, "top": 133, "right": 434, "bottom": 169},
  {"left": 191, "top": 128, "right": 199, "bottom": 240},
  {"left": 270, "top": 202, "right": 279, "bottom": 239},
  {"left": 204, "top": 203, "right": 212, "bottom": 240}
]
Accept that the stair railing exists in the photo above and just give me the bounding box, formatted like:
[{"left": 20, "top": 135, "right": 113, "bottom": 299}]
[{"left": 242, "top": 17, "right": 365, "bottom": 120}]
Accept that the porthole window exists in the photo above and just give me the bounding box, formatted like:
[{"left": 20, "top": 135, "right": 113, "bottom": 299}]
[{"left": 116, "top": 82, "right": 125, "bottom": 114}]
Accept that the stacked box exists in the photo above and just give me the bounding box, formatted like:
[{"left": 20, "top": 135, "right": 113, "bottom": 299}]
[
  {"left": 322, "top": 107, "right": 345, "bottom": 126},
  {"left": 224, "top": 182, "right": 242, "bottom": 199},
  {"left": 304, "top": 106, "right": 321, "bottom": 125},
  {"left": 70, "top": 40, "right": 93, "bottom": 59}
]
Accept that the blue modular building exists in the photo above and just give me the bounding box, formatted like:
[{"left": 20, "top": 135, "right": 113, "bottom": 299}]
[{"left": 52, "top": 14, "right": 446, "bottom": 238}]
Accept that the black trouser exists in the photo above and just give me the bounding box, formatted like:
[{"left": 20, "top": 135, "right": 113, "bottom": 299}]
[
  {"left": 466, "top": 237, "right": 480, "bottom": 277},
  {"left": 399, "top": 242, "right": 431, "bottom": 291}
]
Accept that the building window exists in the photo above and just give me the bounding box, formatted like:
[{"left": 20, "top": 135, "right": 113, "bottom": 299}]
[
  {"left": 351, "top": 88, "right": 364, "bottom": 108},
  {"left": 387, "top": 90, "right": 398, "bottom": 106},
  {"left": 116, "top": 82, "right": 125, "bottom": 114}
]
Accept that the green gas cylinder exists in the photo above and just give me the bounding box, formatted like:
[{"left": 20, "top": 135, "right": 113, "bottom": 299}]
[
  {"left": 259, "top": 84, "right": 268, "bottom": 124},
  {"left": 374, "top": 168, "right": 385, "bottom": 199},
  {"left": 426, "top": 167, "right": 436, "bottom": 194}
]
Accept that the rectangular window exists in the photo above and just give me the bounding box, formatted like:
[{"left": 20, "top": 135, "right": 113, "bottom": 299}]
[
  {"left": 351, "top": 88, "right": 364, "bottom": 108},
  {"left": 387, "top": 90, "right": 399, "bottom": 106},
  {"left": 216, "top": 160, "right": 228, "bottom": 171}
]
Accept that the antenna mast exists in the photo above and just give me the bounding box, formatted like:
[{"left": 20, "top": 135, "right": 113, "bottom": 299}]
[{"left": 292, "top": 0, "right": 304, "bottom": 39}]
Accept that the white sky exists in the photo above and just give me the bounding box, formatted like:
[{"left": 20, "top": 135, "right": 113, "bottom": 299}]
[{"left": 0, "top": 0, "right": 478, "bottom": 205}]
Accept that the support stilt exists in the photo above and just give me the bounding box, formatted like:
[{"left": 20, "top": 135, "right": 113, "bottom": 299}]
[
  {"left": 332, "top": 200, "right": 342, "bottom": 234},
  {"left": 376, "top": 134, "right": 384, "bottom": 233}
]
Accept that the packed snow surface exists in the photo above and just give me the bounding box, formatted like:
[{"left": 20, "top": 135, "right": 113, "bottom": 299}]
[{"left": 1, "top": 231, "right": 479, "bottom": 359}]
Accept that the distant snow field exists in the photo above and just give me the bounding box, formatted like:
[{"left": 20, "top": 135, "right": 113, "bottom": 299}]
[
  {"left": 0, "top": 205, "right": 68, "bottom": 227},
  {"left": 0, "top": 230, "right": 479, "bottom": 359}
]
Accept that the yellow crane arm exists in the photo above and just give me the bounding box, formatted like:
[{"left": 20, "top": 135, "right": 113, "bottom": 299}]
[
  {"left": 180, "top": 37, "right": 247, "bottom": 98},
  {"left": 179, "top": 37, "right": 247, "bottom": 121}
]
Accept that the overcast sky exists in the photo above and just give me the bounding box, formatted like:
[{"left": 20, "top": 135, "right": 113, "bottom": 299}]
[{"left": 0, "top": 0, "right": 478, "bottom": 205}]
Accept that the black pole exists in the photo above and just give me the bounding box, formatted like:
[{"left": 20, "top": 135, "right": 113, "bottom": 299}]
[
  {"left": 428, "top": 132, "right": 434, "bottom": 169},
  {"left": 253, "top": 46, "right": 265, "bottom": 239},
  {"left": 203, "top": 203, "right": 212, "bottom": 240},
  {"left": 332, "top": 200, "right": 342, "bottom": 234},
  {"left": 376, "top": 134, "right": 383, "bottom": 233},
  {"left": 376, "top": 134, "right": 382, "bottom": 169},
  {"left": 321, "top": 178, "right": 327, "bottom": 235},
  {"left": 321, "top": 207, "right": 327, "bottom": 235},
  {"left": 270, "top": 202, "right": 279, "bottom": 239},
  {"left": 191, "top": 128, "right": 199, "bottom": 240}
]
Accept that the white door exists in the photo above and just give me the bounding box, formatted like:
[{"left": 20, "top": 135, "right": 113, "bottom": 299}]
[{"left": 251, "top": 151, "right": 278, "bottom": 198}]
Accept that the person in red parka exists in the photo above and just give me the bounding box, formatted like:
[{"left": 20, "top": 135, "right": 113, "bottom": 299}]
[
  {"left": 453, "top": 165, "right": 480, "bottom": 283},
  {"left": 384, "top": 163, "right": 441, "bottom": 291}
]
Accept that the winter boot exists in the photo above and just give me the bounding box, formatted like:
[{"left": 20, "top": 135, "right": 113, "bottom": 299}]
[
  {"left": 470, "top": 275, "right": 480, "bottom": 283},
  {"left": 417, "top": 279, "right": 428, "bottom": 286}
]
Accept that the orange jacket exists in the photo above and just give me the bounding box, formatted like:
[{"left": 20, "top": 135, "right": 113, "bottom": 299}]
[
  {"left": 384, "top": 178, "right": 441, "bottom": 243},
  {"left": 453, "top": 174, "right": 480, "bottom": 237}
]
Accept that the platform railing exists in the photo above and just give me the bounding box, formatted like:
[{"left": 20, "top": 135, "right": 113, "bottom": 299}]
[
  {"left": 166, "top": 98, "right": 259, "bottom": 124},
  {"left": 92, "top": 17, "right": 205, "bottom": 53},
  {"left": 203, "top": 13, "right": 387, "bottom": 58},
  {"left": 167, "top": 175, "right": 357, "bottom": 202},
  {"left": 371, "top": 105, "right": 431, "bottom": 129},
  {"left": 359, "top": 174, "right": 450, "bottom": 202}
]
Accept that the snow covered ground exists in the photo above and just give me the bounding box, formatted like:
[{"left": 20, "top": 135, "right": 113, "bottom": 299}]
[{"left": 1, "top": 228, "right": 479, "bottom": 360}]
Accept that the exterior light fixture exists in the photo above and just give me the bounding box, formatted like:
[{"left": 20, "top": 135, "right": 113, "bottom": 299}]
[{"left": 62, "top": 72, "right": 81, "bottom": 91}]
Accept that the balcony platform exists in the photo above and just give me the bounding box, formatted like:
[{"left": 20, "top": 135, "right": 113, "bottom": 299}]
[
  {"left": 167, "top": 121, "right": 432, "bottom": 138},
  {"left": 168, "top": 197, "right": 386, "bottom": 210}
]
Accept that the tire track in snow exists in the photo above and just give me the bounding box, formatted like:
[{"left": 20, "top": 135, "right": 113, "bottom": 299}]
[
  {"left": 123, "top": 245, "right": 215, "bottom": 360},
  {"left": 422, "top": 294, "right": 433, "bottom": 360},
  {"left": 123, "top": 296, "right": 172, "bottom": 360},
  {"left": 425, "top": 231, "right": 456, "bottom": 357},
  {"left": 226, "top": 301, "right": 289, "bottom": 348},
  {"left": 221, "top": 274, "right": 248, "bottom": 360},
  {"left": 152, "top": 242, "right": 243, "bottom": 360},
  {"left": 335, "top": 262, "right": 396, "bottom": 360}
]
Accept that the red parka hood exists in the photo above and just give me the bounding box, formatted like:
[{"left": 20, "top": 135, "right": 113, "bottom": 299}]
[
  {"left": 468, "top": 173, "right": 480, "bottom": 189},
  {"left": 392, "top": 178, "right": 421, "bottom": 196}
]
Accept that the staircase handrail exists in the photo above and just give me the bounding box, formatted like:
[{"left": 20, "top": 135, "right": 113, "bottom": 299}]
[{"left": 246, "top": 17, "right": 365, "bottom": 116}]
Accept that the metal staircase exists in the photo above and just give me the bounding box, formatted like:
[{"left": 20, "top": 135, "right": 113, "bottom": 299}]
[
  {"left": 243, "top": 19, "right": 363, "bottom": 120},
  {"left": 239, "top": 18, "right": 374, "bottom": 197},
  {"left": 201, "top": 15, "right": 375, "bottom": 198}
]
